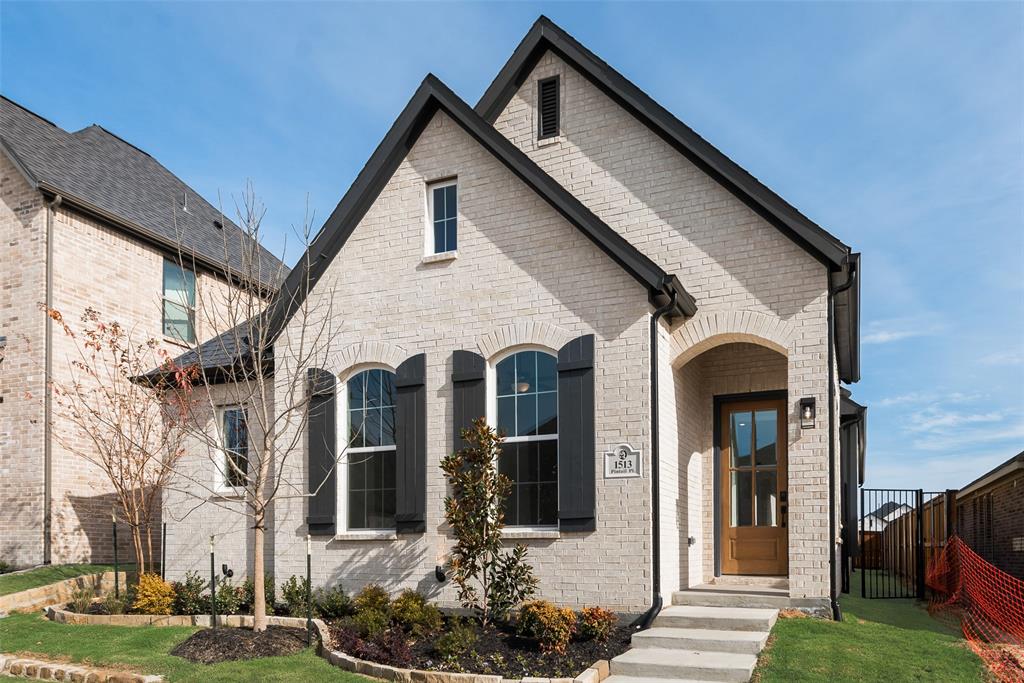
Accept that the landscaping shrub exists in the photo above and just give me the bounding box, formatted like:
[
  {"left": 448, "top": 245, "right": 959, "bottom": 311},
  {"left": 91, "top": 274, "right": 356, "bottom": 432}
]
[
  {"left": 0, "top": 560, "right": 11, "bottom": 574},
  {"left": 577, "top": 606, "right": 617, "bottom": 642},
  {"left": 352, "top": 607, "right": 390, "bottom": 638},
  {"left": 517, "top": 600, "right": 577, "bottom": 654},
  {"left": 280, "top": 575, "right": 311, "bottom": 617},
  {"left": 314, "top": 584, "right": 353, "bottom": 620},
  {"left": 390, "top": 589, "right": 442, "bottom": 636},
  {"left": 434, "top": 618, "right": 478, "bottom": 660},
  {"left": 332, "top": 623, "right": 412, "bottom": 667},
  {"left": 132, "top": 573, "right": 175, "bottom": 615},
  {"left": 373, "top": 627, "right": 413, "bottom": 667},
  {"left": 69, "top": 585, "right": 94, "bottom": 613},
  {"left": 172, "top": 571, "right": 208, "bottom": 615},
  {"left": 242, "top": 575, "right": 276, "bottom": 616},
  {"left": 102, "top": 592, "right": 129, "bottom": 615},
  {"left": 214, "top": 578, "right": 243, "bottom": 615},
  {"left": 353, "top": 583, "right": 390, "bottom": 613}
]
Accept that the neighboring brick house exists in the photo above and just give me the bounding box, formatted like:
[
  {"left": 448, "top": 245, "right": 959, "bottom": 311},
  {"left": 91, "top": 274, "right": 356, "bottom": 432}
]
[
  {"left": 0, "top": 95, "right": 284, "bottom": 567},
  {"left": 956, "top": 451, "right": 1024, "bottom": 579},
  {"left": 162, "top": 17, "right": 864, "bottom": 616}
]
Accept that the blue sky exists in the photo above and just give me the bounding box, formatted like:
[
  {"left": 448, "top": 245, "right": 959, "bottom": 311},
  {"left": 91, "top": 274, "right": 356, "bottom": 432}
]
[{"left": 3, "top": 2, "right": 1021, "bottom": 492}]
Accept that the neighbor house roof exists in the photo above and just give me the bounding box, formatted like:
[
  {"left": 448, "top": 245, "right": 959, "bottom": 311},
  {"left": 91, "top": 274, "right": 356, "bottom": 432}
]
[
  {"left": 958, "top": 451, "right": 1024, "bottom": 499},
  {"left": 476, "top": 16, "right": 861, "bottom": 383},
  {"left": 0, "top": 95, "right": 286, "bottom": 290}
]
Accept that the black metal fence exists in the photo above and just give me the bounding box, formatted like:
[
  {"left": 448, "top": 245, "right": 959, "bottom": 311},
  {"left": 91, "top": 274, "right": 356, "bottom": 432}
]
[{"left": 857, "top": 488, "right": 953, "bottom": 599}]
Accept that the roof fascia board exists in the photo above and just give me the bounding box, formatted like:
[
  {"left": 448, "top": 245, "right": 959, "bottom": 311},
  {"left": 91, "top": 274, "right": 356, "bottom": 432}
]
[
  {"left": 268, "top": 75, "right": 696, "bottom": 338},
  {"left": 36, "top": 182, "right": 276, "bottom": 297},
  {"left": 476, "top": 17, "right": 851, "bottom": 269},
  {"left": 958, "top": 453, "right": 1024, "bottom": 498}
]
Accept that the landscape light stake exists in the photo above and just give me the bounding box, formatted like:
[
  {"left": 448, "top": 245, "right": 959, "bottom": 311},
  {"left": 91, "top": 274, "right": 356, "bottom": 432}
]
[
  {"left": 209, "top": 536, "right": 216, "bottom": 629},
  {"left": 306, "top": 534, "right": 313, "bottom": 645},
  {"left": 112, "top": 507, "right": 119, "bottom": 599},
  {"left": 161, "top": 522, "right": 167, "bottom": 580}
]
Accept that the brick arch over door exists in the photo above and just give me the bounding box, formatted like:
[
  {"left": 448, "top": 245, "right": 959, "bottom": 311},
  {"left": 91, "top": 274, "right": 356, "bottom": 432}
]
[
  {"left": 477, "top": 321, "right": 576, "bottom": 361},
  {"left": 670, "top": 311, "right": 795, "bottom": 368},
  {"left": 335, "top": 340, "right": 410, "bottom": 373}
]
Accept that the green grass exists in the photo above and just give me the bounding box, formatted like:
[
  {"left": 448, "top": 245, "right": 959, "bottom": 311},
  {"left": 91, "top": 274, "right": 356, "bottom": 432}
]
[
  {"left": 0, "top": 564, "right": 128, "bottom": 596},
  {"left": 0, "top": 612, "right": 369, "bottom": 682},
  {"left": 754, "top": 594, "right": 986, "bottom": 682}
]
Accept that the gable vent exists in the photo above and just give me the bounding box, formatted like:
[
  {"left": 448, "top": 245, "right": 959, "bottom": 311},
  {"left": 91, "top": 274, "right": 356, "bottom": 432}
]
[{"left": 538, "top": 76, "right": 559, "bottom": 139}]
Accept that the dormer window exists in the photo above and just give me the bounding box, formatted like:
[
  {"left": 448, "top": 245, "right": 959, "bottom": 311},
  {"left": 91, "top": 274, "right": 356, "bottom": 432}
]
[
  {"left": 537, "top": 76, "right": 560, "bottom": 140},
  {"left": 427, "top": 179, "right": 457, "bottom": 255}
]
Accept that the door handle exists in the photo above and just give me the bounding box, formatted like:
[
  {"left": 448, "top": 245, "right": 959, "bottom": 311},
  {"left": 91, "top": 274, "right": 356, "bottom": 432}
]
[{"left": 780, "top": 503, "right": 788, "bottom": 528}]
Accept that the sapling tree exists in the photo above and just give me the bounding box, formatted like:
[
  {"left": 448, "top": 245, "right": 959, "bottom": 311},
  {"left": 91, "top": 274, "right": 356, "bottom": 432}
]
[{"left": 440, "top": 418, "right": 538, "bottom": 626}]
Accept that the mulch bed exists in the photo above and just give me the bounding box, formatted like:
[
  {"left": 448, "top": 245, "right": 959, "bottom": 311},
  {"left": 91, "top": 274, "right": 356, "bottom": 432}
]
[
  {"left": 329, "top": 616, "right": 632, "bottom": 679},
  {"left": 171, "top": 625, "right": 309, "bottom": 664}
]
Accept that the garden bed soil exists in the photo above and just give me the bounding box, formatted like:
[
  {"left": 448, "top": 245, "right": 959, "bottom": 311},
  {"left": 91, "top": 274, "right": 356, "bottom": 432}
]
[
  {"left": 329, "top": 616, "right": 632, "bottom": 679},
  {"left": 170, "top": 625, "right": 309, "bottom": 664}
]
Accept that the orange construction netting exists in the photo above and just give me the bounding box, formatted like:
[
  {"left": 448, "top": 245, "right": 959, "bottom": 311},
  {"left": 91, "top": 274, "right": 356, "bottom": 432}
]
[{"left": 927, "top": 535, "right": 1024, "bottom": 682}]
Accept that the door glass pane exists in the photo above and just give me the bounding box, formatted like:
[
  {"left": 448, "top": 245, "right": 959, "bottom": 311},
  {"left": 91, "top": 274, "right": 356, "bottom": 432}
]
[
  {"left": 755, "top": 470, "right": 778, "bottom": 526},
  {"left": 755, "top": 410, "right": 777, "bottom": 466},
  {"left": 731, "top": 470, "right": 752, "bottom": 527},
  {"left": 730, "top": 411, "right": 752, "bottom": 468}
]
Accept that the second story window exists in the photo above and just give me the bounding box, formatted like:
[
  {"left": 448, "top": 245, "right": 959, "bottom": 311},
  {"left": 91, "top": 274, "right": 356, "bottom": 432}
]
[
  {"left": 428, "top": 179, "right": 457, "bottom": 255},
  {"left": 162, "top": 259, "right": 196, "bottom": 344},
  {"left": 220, "top": 406, "right": 248, "bottom": 490},
  {"left": 537, "top": 76, "right": 560, "bottom": 140}
]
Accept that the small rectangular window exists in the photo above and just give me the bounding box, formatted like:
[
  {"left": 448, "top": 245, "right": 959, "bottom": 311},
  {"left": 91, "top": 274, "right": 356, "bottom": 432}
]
[
  {"left": 163, "top": 259, "right": 196, "bottom": 343},
  {"left": 427, "top": 180, "right": 457, "bottom": 255},
  {"left": 538, "top": 76, "right": 560, "bottom": 140},
  {"left": 221, "top": 406, "right": 248, "bottom": 489}
]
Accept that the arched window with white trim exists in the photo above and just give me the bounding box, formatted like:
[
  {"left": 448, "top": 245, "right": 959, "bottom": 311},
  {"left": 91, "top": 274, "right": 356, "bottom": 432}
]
[
  {"left": 492, "top": 349, "right": 558, "bottom": 527},
  {"left": 341, "top": 367, "right": 397, "bottom": 530}
]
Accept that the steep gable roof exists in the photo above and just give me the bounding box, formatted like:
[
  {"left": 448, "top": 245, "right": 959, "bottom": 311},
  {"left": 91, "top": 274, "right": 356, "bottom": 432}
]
[
  {"left": 268, "top": 74, "right": 696, "bottom": 338},
  {"left": 477, "top": 17, "right": 852, "bottom": 268},
  {"left": 0, "top": 95, "right": 286, "bottom": 289}
]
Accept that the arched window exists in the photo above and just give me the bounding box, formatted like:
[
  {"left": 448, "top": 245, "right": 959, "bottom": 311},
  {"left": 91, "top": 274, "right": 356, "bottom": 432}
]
[
  {"left": 493, "top": 349, "right": 558, "bottom": 527},
  {"left": 342, "top": 367, "right": 396, "bottom": 530}
]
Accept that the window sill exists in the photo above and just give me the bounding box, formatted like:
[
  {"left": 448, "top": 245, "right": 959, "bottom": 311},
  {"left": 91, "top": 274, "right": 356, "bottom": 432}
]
[
  {"left": 421, "top": 250, "right": 458, "bottom": 265},
  {"left": 212, "top": 488, "right": 246, "bottom": 500},
  {"left": 501, "top": 528, "right": 560, "bottom": 540},
  {"left": 163, "top": 336, "right": 194, "bottom": 349},
  {"left": 333, "top": 530, "right": 398, "bottom": 541},
  {"left": 536, "top": 135, "right": 564, "bottom": 149}
]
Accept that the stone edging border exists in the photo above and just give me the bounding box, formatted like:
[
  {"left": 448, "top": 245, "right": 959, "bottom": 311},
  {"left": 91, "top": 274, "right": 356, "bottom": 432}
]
[
  {"left": 44, "top": 607, "right": 611, "bottom": 683},
  {"left": 0, "top": 652, "right": 162, "bottom": 683},
  {"left": 0, "top": 572, "right": 125, "bottom": 614}
]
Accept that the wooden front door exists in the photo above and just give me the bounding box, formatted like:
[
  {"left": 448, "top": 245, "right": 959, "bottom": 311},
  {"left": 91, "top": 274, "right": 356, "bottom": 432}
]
[{"left": 720, "top": 399, "right": 788, "bottom": 575}]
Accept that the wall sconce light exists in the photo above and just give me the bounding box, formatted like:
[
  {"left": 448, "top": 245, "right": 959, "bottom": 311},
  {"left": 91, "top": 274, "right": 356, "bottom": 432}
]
[
  {"left": 800, "top": 397, "right": 816, "bottom": 429},
  {"left": 434, "top": 565, "right": 447, "bottom": 583}
]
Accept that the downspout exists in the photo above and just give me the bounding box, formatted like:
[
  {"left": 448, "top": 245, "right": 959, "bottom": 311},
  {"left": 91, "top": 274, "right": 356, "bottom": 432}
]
[
  {"left": 43, "top": 193, "right": 62, "bottom": 564},
  {"left": 827, "top": 260, "right": 856, "bottom": 621},
  {"left": 636, "top": 289, "right": 677, "bottom": 631}
]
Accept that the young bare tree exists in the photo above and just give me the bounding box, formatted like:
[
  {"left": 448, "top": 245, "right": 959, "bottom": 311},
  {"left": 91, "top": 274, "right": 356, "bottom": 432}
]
[
  {"left": 162, "top": 187, "right": 340, "bottom": 632},
  {"left": 44, "top": 306, "right": 195, "bottom": 574}
]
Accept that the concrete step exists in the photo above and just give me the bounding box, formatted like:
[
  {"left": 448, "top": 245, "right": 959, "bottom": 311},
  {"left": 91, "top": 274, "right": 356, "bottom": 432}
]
[
  {"left": 654, "top": 605, "right": 778, "bottom": 632},
  {"left": 611, "top": 647, "right": 757, "bottom": 682},
  {"left": 672, "top": 588, "right": 792, "bottom": 610},
  {"left": 632, "top": 626, "right": 769, "bottom": 654},
  {"left": 710, "top": 575, "right": 787, "bottom": 590}
]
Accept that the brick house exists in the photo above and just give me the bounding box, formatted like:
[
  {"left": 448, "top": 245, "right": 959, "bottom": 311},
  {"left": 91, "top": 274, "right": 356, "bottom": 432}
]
[
  {"left": 956, "top": 451, "right": 1024, "bottom": 579},
  {"left": 161, "top": 17, "right": 864, "bottom": 617},
  {"left": 0, "top": 96, "right": 284, "bottom": 567}
]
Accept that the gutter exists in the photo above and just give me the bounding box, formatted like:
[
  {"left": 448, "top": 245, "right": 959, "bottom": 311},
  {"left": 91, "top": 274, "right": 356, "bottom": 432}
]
[
  {"left": 827, "top": 258, "right": 856, "bottom": 621},
  {"left": 636, "top": 289, "right": 679, "bottom": 630},
  {"left": 43, "top": 193, "right": 62, "bottom": 564}
]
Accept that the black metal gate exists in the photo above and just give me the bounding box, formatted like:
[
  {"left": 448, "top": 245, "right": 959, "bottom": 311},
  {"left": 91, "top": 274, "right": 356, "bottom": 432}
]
[{"left": 857, "top": 488, "right": 952, "bottom": 599}]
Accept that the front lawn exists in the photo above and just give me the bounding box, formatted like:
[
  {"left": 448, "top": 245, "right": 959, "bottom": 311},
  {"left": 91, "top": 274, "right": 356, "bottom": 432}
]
[
  {"left": 754, "top": 594, "right": 985, "bottom": 682},
  {"left": 0, "top": 612, "right": 369, "bottom": 683},
  {"left": 0, "top": 564, "right": 128, "bottom": 596}
]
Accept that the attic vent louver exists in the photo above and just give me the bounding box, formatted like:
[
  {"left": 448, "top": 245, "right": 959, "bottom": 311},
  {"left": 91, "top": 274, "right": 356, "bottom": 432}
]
[{"left": 538, "top": 76, "right": 559, "bottom": 140}]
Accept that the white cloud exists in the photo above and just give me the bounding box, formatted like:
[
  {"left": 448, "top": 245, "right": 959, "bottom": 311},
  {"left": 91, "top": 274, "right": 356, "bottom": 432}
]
[
  {"left": 905, "top": 405, "right": 1003, "bottom": 433},
  {"left": 862, "top": 315, "right": 945, "bottom": 345},
  {"left": 979, "top": 349, "right": 1024, "bottom": 366}
]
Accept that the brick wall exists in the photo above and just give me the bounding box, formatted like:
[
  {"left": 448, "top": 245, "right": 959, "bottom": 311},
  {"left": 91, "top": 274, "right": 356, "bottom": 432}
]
[
  {"left": 492, "top": 51, "right": 835, "bottom": 598},
  {"left": 957, "top": 472, "right": 1024, "bottom": 579}
]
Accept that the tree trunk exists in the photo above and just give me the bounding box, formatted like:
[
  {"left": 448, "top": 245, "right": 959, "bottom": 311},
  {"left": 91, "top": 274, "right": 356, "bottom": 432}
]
[{"left": 253, "top": 510, "right": 267, "bottom": 632}]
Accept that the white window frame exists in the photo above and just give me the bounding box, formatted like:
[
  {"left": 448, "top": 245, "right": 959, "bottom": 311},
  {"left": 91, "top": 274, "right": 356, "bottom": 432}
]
[
  {"left": 424, "top": 178, "right": 458, "bottom": 258},
  {"left": 214, "top": 404, "right": 248, "bottom": 496},
  {"left": 486, "top": 345, "right": 559, "bottom": 531},
  {"left": 336, "top": 364, "right": 398, "bottom": 535}
]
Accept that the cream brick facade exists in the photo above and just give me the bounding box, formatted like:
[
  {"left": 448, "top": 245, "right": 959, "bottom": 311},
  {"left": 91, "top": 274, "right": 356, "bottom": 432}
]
[{"left": 0, "top": 149, "right": 246, "bottom": 567}]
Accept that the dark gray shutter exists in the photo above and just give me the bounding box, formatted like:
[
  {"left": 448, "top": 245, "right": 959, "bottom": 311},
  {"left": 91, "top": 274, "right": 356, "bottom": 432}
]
[
  {"left": 557, "top": 334, "right": 596, "bottom": 532},
  {"left": 395, "top": 353, "right": 427, "bottom": 534},
  {"left": 452, "top": 350, "right": 486, "bottom": 449},
  {"left": 538, "top": 76, "right": 560, "bottom": 139},
  {"left": 306, "top": 368, "right": 336, "bottom": 536}
]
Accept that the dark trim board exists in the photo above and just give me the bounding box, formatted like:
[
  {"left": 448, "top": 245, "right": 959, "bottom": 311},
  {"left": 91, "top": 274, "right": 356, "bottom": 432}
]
[{"left": 712, "top": 390, "right": 788, "bottom": 578}]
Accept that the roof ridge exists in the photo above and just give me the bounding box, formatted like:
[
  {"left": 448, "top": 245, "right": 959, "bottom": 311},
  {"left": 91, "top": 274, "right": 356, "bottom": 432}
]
[
  {"left": 1, "top": 94, "right": 62, "bottom": 130},
  {"left": 76, "top": 123, "right": 155, "bottom": 159}
]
